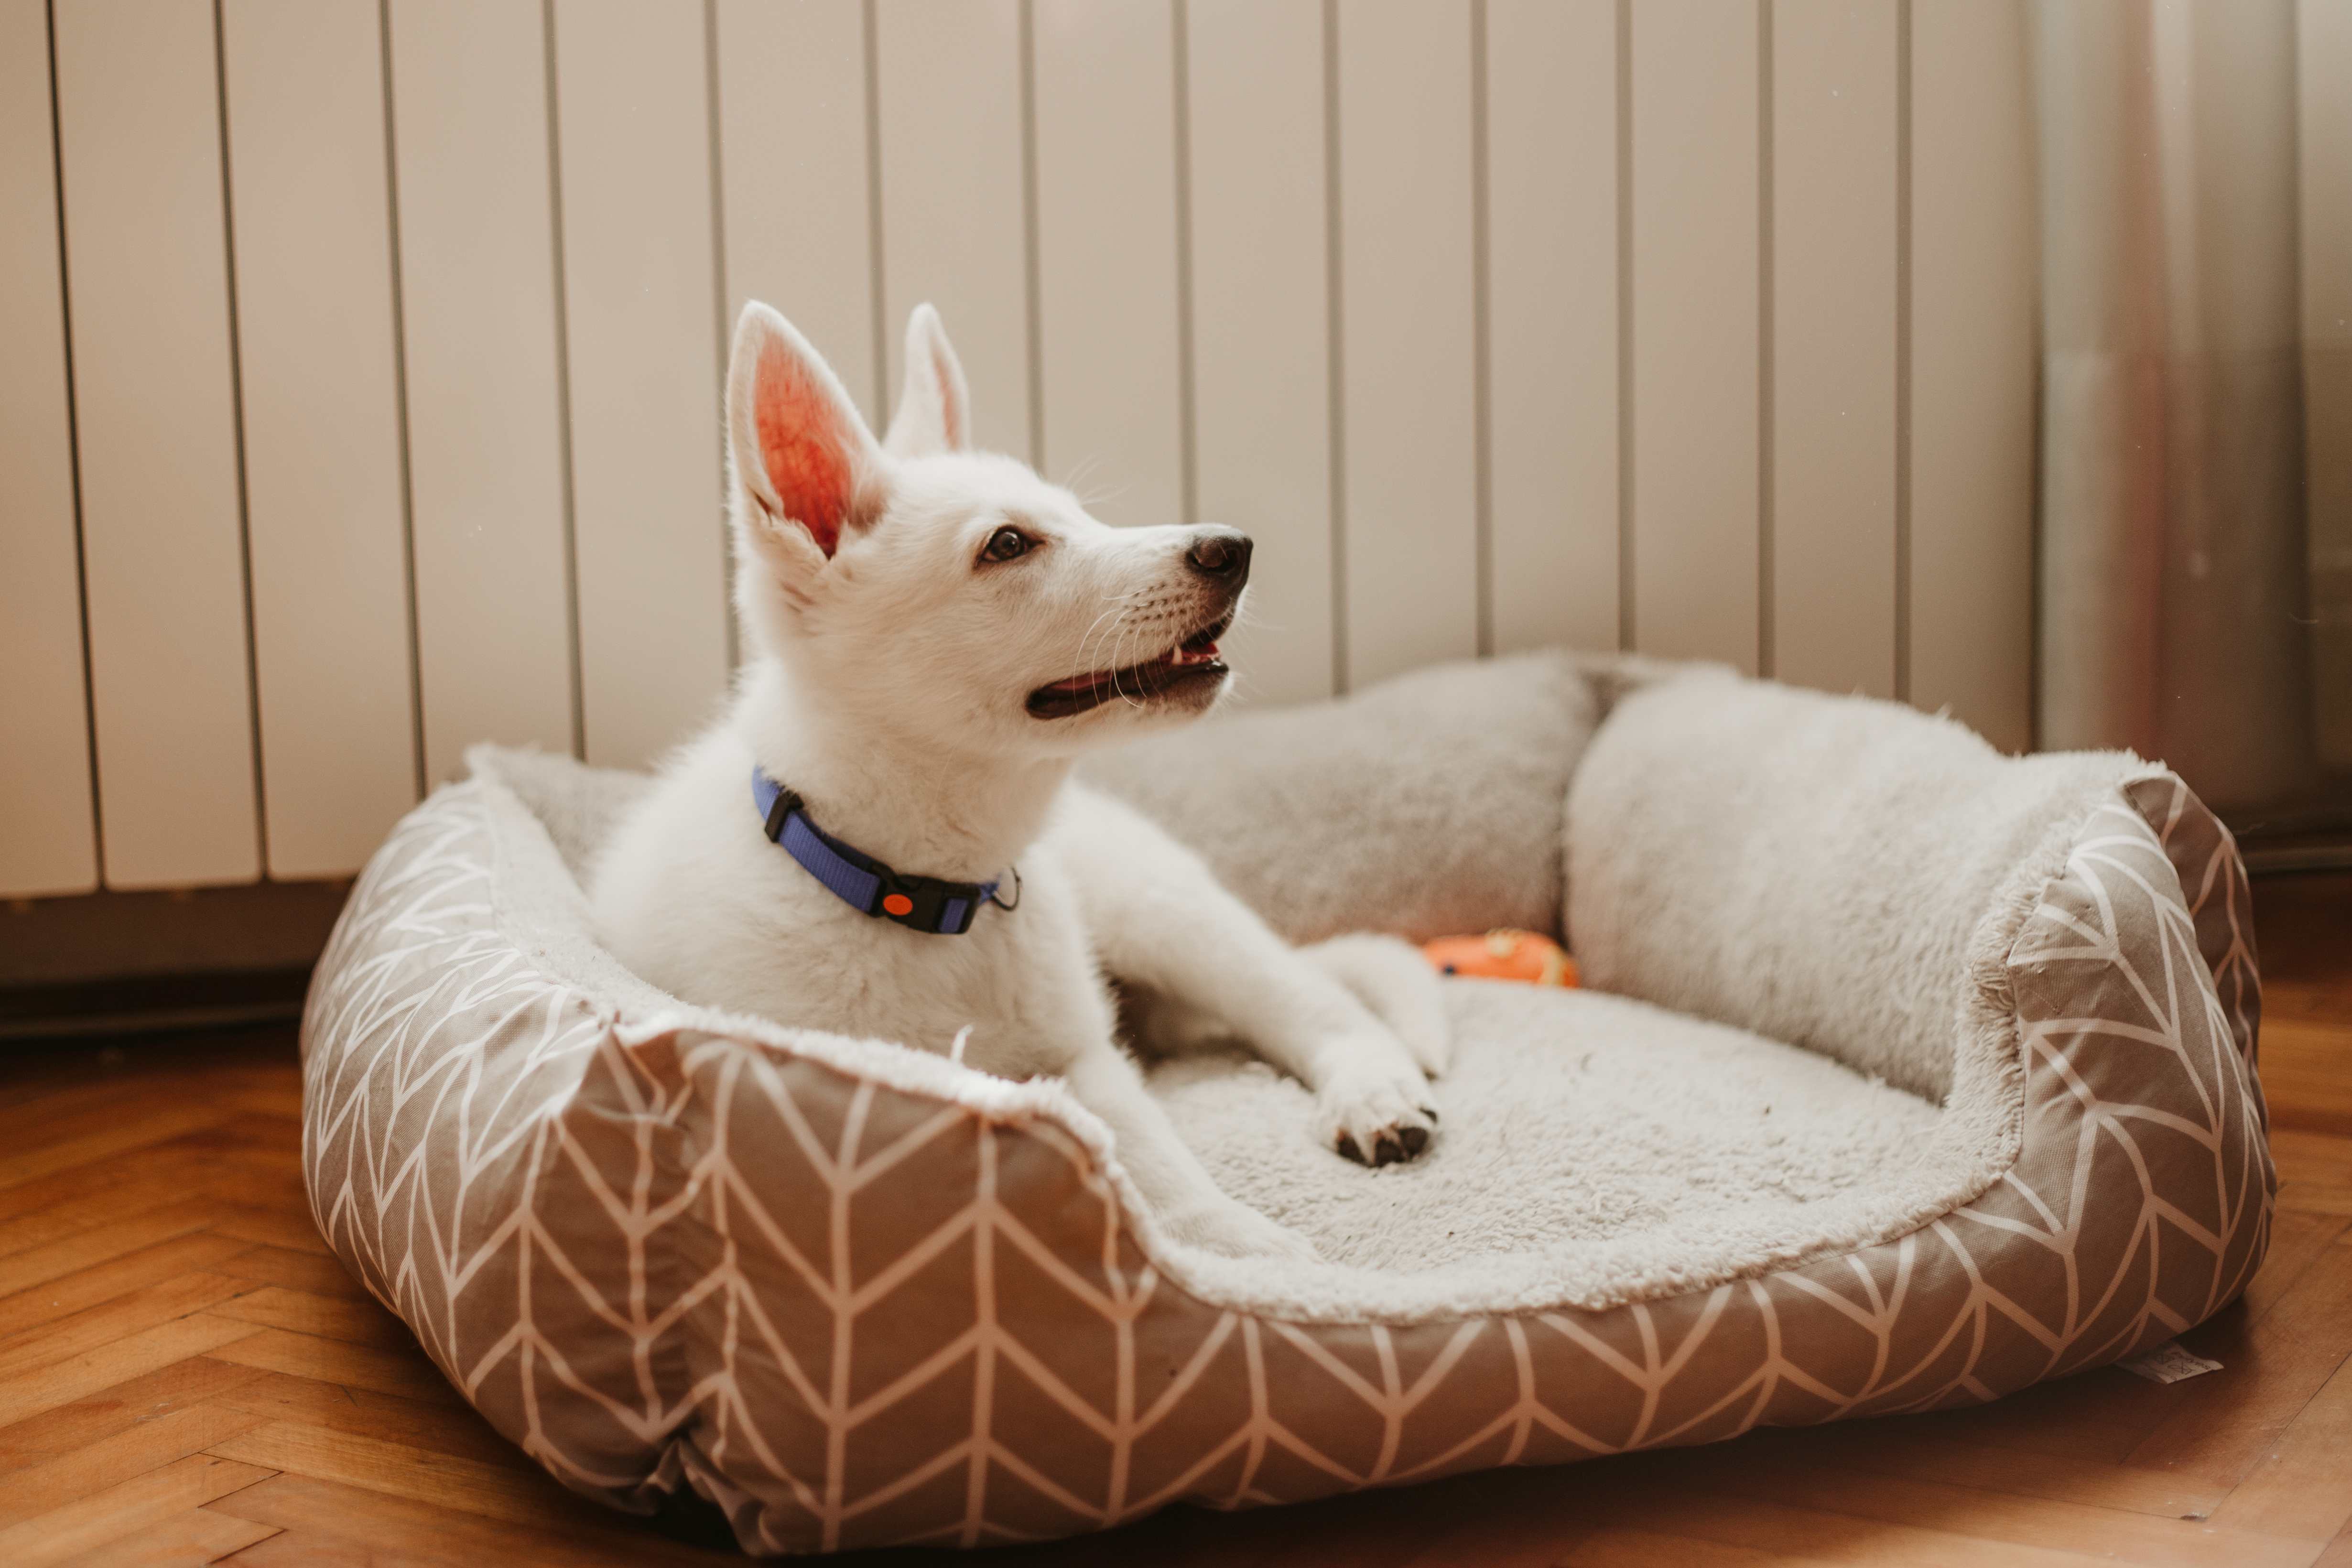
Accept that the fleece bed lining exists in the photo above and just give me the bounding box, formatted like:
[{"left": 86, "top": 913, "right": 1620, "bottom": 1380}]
[{"left": 477, "top": 745, "right": 2045, "bottom": 1325}]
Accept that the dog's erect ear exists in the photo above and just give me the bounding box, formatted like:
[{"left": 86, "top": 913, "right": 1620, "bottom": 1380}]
[
  {"left": 883, "top": 303, "right": 971, "bottom": 459},
  {"left": 726, "top": 302, "right": 882, "bottom": 562}
]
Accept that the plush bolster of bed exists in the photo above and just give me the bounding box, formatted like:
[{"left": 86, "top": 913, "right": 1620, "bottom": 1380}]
[
  {"left": 1083, "top": 651, "right": 1601, "bottom": 944},
  {"left": 1563, "top": 675, "right": 2151, "bottom": 1101}
]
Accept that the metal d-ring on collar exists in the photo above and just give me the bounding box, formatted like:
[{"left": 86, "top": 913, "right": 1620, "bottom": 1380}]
[{"left": 751, "top": 767, "right": 1015, "bottom": 936}]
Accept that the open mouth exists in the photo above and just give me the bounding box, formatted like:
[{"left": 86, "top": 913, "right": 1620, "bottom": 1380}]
[{"left": 1026, "top": 611, "right": 1234, "bottom": 720}]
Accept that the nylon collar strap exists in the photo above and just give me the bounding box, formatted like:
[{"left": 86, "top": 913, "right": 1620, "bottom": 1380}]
[{"left": 751, "top": 767, "right": 1013, "bottom": 935}]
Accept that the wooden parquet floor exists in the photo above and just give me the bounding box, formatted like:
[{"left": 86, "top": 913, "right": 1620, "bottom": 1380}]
[{"left": 0, "top": 875, "right": 2346, "bottom": 1566}]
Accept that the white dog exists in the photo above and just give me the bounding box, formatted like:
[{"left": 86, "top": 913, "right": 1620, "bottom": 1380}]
[{"left": 591, "top": 302, "right": 1449, "bottom": 1260}]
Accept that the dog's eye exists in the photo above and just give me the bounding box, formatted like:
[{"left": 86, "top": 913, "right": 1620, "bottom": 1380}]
[{"left": 979, "top": 526, "right": 1032, "bottom": 564}]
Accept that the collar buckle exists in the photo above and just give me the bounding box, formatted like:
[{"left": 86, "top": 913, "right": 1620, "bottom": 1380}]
[{"left": 866, "top": 865, "right": 970, "bottom": 934}]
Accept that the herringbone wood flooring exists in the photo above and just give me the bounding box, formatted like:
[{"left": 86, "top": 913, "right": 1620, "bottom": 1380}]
[{"left": 0, "top": 876, "right": 2346, "bottom": 1566}]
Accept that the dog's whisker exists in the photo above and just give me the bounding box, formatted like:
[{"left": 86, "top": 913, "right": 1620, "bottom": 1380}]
[
  {"left": 1080, "top": 600, "right": 1134, "bottom": 681},
  {"left": 1073, "top": 603, "right": 1124, "bottom": 675},
  {"left": 1102, "top": 615, "right": 1127, "bottom": 701},
  {"left": 1060, "top": 453, "right": 1106, "bottom": 499},
  {"left": 1064, "top": 465, "right": 1128, "bottom": 512},
  {"left": 1115, "top": 617, "right": 1148, "bottom": 709},
  {"left": 1080, "top": 587, "right": 1147, "bottom": 660},
  {"left": 1073, "top": 586, "right": 1150, "bottom": 677},
  {"left": 1102, "top": 612, "right": 1130, "bottom": 703}
]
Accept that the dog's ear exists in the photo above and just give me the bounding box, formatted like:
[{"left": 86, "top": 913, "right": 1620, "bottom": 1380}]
[
  {"left": 883, "top": 303, "right": 971, "bottom": 459},
  {"left": 726, "top": 302, "right": 883, "bottom": 565}
]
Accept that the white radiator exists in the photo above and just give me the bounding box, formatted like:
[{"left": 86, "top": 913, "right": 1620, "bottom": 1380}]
[{"left": 0, "top": 0, "right": 2049, "bottom": 896}]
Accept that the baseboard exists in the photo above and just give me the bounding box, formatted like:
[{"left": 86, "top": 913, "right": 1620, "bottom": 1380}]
[
  {"left": 2243, "top": 841, "right": 2352, "bottom": 875},
  {"left": 0, "top": 968, "right": 311, "bottom": 1042},
  {"left": 0, "top": 879, "right": 347, "bottom": 1042},
  {"left": 1, "top": 879, "right": 351, "bottom": 988}
]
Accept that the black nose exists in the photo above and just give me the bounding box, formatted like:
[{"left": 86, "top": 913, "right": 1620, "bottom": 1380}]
[{"left": 1185, "top": 528, "right": 1253, "bottom": 584}]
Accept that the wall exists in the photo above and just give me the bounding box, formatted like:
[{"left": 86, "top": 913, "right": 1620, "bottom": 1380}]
[{"left": 0, "top": 0, "right": 2043, "bottom": 898}]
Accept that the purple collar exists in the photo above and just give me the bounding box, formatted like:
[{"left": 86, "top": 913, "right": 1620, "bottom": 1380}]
[{"left": 751, "top": 767, "right": 1016, "bottom": 935}]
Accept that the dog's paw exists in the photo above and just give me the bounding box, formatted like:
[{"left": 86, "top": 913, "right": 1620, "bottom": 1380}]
[
  {"left": 1315, "top": 1057, "right": 1441, "bottom": 1167},
  {"left": 1164, "top": 1200, "right": 1320, "bottom": 1262}
]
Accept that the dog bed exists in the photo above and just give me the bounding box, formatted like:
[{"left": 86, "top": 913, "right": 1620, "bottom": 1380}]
[{"left": 300, "top": 653, "right": 2272, "bottom": 1555}]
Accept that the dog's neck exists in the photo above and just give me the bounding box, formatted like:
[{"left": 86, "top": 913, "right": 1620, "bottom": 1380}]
[{"left": 734, "top": 660, "right": 1071, "bottom": 884}]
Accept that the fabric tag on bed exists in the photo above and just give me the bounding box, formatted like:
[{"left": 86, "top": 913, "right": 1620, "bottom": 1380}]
[{"left": 2120, "top": 1341, "right": 2223, "bottom": 1384}]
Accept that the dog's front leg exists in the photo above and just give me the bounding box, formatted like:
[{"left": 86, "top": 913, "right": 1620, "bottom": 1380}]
[
  {"left": 1058, "top": 786, "right": 1447, "bottom": 1166},
  {"left": 1061, "top": 1040, "right": 1316, "bottom": 1261}
]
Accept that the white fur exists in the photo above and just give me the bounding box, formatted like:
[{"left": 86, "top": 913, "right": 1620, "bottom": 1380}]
[{"left": 590, "top": 302, "right": 1447, "bottom": 1260}]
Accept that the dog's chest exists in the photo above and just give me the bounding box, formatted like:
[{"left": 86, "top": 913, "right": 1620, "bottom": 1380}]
[
  {"left": 697, "top": 840, "right": 1106, "bottom": 1076},
  {"left": 592, "top": 733, "right": 1113, "bottom": 1077}
]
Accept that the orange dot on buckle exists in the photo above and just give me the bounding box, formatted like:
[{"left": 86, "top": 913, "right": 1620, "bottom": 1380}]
[{"left": 882, "top": 893, "right": 915, "bottom": 917}]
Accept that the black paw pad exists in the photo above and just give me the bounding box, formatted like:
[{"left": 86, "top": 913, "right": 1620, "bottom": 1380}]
[{"left": 1398, "top": 1124, "right": 1429, "bottom": 1157}]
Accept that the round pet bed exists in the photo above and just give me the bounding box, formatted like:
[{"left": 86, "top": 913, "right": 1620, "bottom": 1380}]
[{"left": 299, "top": 653, "right": 2272, "bottom": 1555}]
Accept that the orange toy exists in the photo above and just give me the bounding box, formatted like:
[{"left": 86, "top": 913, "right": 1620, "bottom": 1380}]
[{"left": 1421, "top": 929, "right": 1578, "bottom": 987}]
